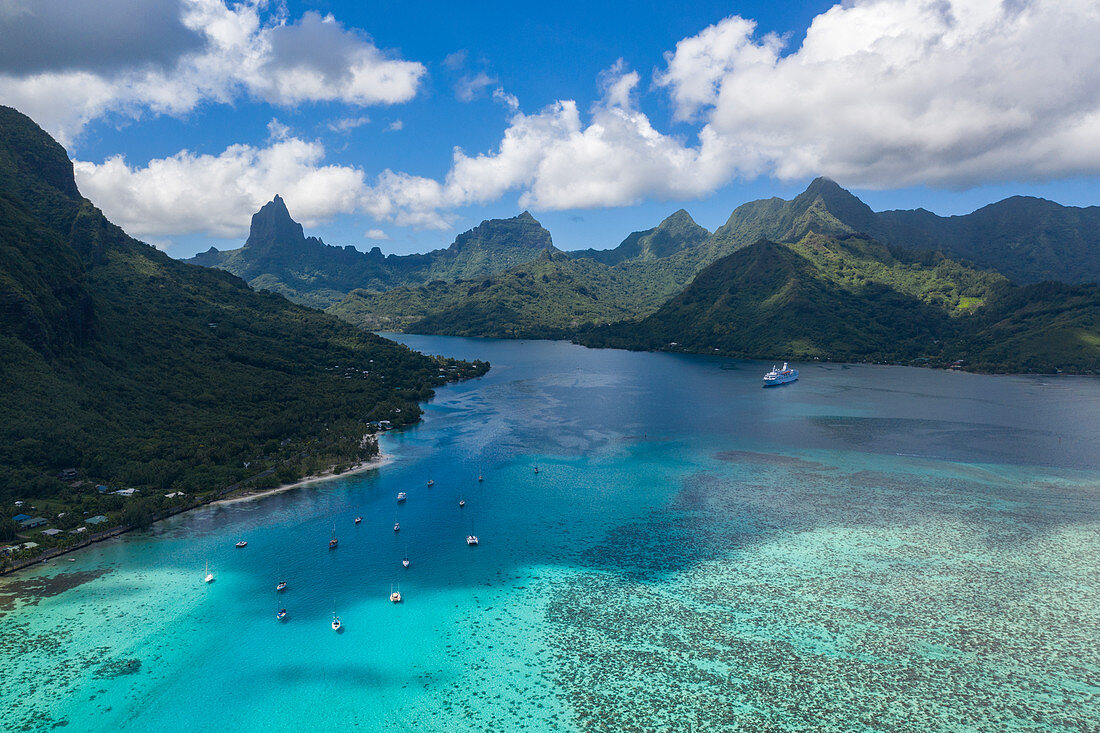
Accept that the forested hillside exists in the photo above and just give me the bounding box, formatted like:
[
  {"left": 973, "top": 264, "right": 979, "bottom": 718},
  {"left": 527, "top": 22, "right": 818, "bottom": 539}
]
[{"left": 0, "top": 106, "right": 487, "bottom": 513}]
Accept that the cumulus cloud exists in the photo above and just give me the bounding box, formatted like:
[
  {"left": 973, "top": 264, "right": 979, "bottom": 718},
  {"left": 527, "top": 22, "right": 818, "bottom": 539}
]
[
  {"left": 0, "top": 0, "right": 426, "bottom": 143},
  {"left": 357, "top": 63, "right": 731, "bottom": 226},
  {"left": 0, "top": 0, "right": 202, "bottom": 74},
  {"left": 364, "top": 228, "right": 390, "bottom": 240},
  {"left": 656, "top": 0, "right": 1100, "bottom": 187},
  {"left": 74, "top": 137, "right": 369, "bottom": 240},
  {"left": 61, "top": 0, "right": 1100, "bottom": 243},
  {"left": 365, "top": 0, "right": 1100, "bottom": 225}
]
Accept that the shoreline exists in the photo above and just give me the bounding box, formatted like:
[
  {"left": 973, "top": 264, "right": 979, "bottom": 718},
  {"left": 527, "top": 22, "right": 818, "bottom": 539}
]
[
  {"left": 1, "top": 451, "right": 395, "bottom": 577},
  {"left": 211, "top": 451, "right": 395, "bottom": 506}
]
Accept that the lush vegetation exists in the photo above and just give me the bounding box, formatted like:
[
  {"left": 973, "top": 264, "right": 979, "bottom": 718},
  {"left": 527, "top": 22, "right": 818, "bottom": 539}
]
[
  {"left": 330, "top": 178, "right": 1100, "bottom": 374},
  {"left": 570, "top": 209, "right": 709, "bottom": 265},
  {"left": 189, "top": 200, "right": 556, "bottom": 307},
  {"left": 709, "top": 177, "right": 1100, "bottom": 285},
  {"left": 578, "top": 234, "right": 1100, "bottom": 373},
  {"left": 330, "top": 211, "right": 721, "bottom": 337},
  {"left": 0, "top": 106, "right": 488, "bottom": 563}
]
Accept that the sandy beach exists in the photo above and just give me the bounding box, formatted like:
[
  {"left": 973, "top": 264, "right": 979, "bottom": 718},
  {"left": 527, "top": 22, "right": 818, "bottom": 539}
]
[{"left": 212, "top": 451, "right": 396, "bottom": 507}]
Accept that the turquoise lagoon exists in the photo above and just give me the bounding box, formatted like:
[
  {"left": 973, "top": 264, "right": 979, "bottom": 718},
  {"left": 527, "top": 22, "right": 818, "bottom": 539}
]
[{"left": 2, "top": 335, "right": 1099, "bottom": 731}]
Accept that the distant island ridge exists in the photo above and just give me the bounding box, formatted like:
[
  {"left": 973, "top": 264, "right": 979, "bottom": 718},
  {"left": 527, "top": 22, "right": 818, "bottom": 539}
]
[{"left": 189, "top": 181, "right": 1100, "bottom": 375}]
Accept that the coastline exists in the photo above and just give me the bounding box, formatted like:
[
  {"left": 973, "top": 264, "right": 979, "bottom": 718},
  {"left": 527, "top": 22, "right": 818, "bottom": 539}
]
[
  {"left": 1, "top": 451, "right": 395, "bottom": 577},
  {"left": 212, "top": 451, "right": 395, "bottom": 506}
]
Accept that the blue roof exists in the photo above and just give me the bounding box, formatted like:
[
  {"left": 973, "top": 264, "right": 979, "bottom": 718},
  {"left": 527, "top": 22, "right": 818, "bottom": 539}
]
[{"left": 12, "top": 513, "right": 31, "bottom": 522}]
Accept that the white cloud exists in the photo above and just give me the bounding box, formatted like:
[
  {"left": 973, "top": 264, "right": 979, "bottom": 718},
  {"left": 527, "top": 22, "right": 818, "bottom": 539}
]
[
  {"left": 0, "top": 0, "right": 426, "bottom": 144},
  {"left": 656, "top": 0, "right": 1100, "bottom": 188},
  {"left": 455, "top": 71, "right": 497, "bottom": 102},
  {"left": 387, "top": 119, "right": 403, "bottom": 131},
  {"left": 327, "top": 115, "right": 370, "bottom": 133},
  {"left": 442, "top": 50, "right": 468, "bottom": 70},
  {"left": 364, "top": 228, "right": 390, "bottom": 240},
  {"left": 492, "top": 87, "right": 519, "bottom": 111},
  {"left": 74, "top": 136, "right": 368, "bottom": 240},
  {"left": 266, "top": 117, "right": 291, "bottom": 141},
  {"left": 59, "top": 0, "right": 1100, "bottom": 244},
  {"left": 365, "top": 0, "right": 1100, "bottom": 226}
]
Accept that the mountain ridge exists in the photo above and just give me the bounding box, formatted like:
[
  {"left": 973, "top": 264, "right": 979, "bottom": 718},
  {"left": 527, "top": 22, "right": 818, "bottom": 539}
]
[
  {"left": 0, "top": 105, "right": 486, "bottom": 510},
  {"left": 189, "top": 203, "right": 556, "bottom": 308}
]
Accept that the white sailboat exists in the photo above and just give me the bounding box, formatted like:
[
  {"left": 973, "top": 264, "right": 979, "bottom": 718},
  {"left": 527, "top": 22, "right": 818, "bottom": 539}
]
[{"left": 204, "top": 561, "right": 214, "bottom": 583}]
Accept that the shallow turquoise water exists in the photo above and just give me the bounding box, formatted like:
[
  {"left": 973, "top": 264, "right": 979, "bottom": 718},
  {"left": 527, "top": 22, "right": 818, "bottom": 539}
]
[{"left": 2, "top": 337, "right": 1099, "bottom": 731}]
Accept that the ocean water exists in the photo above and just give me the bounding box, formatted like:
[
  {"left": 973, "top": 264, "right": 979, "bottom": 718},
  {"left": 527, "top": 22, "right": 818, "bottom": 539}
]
[{"left": 2, "top": 336, "right": 1099, "bottom": 732}]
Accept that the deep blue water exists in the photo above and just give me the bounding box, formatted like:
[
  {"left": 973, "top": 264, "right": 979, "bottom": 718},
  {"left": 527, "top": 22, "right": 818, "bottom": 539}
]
[{"left": 2, "top": 336, "right": 1098, "bottom": 731}]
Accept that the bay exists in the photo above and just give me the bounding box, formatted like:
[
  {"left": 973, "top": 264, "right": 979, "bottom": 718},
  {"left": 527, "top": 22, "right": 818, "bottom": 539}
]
[{"left": 2, "top": 335, "right": 1098, "bottom": 731}]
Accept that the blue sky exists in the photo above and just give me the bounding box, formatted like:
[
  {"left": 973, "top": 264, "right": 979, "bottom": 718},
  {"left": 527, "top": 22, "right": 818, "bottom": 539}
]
[{"left": 3, "top": 0, "right": 1100, "bottom": 258}]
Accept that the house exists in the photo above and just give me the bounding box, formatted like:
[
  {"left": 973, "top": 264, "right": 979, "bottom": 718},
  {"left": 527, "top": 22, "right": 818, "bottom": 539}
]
[
  {"left": 164, "top": 492, "right": 185, "bottom": 499},
  {"left": 21, "top": 542, "right": 39, "bottom": 550},
  {"left": 85, "top": 515, "right": 108, "bottom": 525},
  {"left": 96, "top": 485, "right": 109, "bottom": 493},
  {"left": 113, "top": 488, "right": 138, "bottom": 496},
  {"left": 18, "top": 517, "right": 48, "bottom": 529},
  {"left": 12, "top": 513, "right": 31, "bottom": 523},
  {"left": 71, "top": 527, "right": 87, "bottom": 534},
  {"left": 41, "top": 528, "right": 62, "bottom": 537}
]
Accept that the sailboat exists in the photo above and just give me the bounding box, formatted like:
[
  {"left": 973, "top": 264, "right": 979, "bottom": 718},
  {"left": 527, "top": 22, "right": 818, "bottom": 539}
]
[
  {"left": 276, "top": 580, "right": 287, "bottom": 591},
  {"left": 204, "top": 561, "right": 214, "bottom": 583},
  {"left": 402, "top": 545, "right": 410, "bottom": 568},
  {"left": 329, "top": 524, "right": 338, "bottom": 549},
  {"left": 393, "top": 519, "right": 400, "bottom": 532},
  {"left": 533, "top": 464, "right": 539, "bottom": 474},
  {"left": 276, "top": 607, "right": 287, "bottom": 621},
  {"left": 331, "top": 612, "right": 341, "bottom": 631},
  {"left": 427, "top": 478, "right": 434, "bottom": 487},
  {"left": 390, "top": 584, "right": 402, "bottom": 603},
  {"left": 459, "top": 496, "right": 465, "bottom": 508}
]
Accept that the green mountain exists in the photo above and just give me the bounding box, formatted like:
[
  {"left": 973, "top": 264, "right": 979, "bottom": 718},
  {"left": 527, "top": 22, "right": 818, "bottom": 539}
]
[
  {"left": 329, "top": 209, "right": 722, "bottom": 338},
  {"left": 0, "top": 106, "right": 487, "bottom": 508},
  {"left": 188, "top": 202, "right": 555, "bottom": 308},
  {"left": 712, "top": 178, "right": 1100, "bottom": 285},
  {"left": 571, "top": 209, "right": 710, "bottom": 265},
  {"left": 577, "top": 232, "right": 1100, "bottom": 373},
  {"left": 871, "top": 196, "right": 1100, "bottom": 285},
  {"left": 331, "top": 250, "right": 658, "bottom": 338}
]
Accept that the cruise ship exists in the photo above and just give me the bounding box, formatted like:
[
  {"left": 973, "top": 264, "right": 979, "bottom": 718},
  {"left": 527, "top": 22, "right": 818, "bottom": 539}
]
[{"left": 763, "top": 362, "right": 798, "bottom": 387}]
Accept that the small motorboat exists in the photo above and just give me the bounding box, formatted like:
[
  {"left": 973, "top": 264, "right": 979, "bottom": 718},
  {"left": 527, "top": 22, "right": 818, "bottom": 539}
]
[
  {"left": 276, "top": 581, "right": 287, "bottom": 591},
  {"left": 235, "top": 540, "right": 247, "bottom": 548},
  {"left": 276, "top": 608, "right": 287, "bottom": 621},
  {"left": 393, "top": 521, "right": 400, "bottom": 532},
  {"left": 397, "top": 492, "right": 407, "bottom": 503},
  {"left": 331, "top": 614, "right": 341, "bottom": 631},
  {"left": 466, "top": 535, "right": 479, "bottom": 546},
  {"left": 354, "top": 516, "right": 362, "bottom": 524},
  {"left": 459, "top": 498, "right": 466, "bottom": 507},
  {"left": 427, "top": 479, "right": 434, "bottom": 487}
]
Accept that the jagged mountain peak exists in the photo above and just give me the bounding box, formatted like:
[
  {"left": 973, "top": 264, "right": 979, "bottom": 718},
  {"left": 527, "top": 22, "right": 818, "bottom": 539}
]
[{"left": 244, "top": 194, "right": 304, "bottom": 249}]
